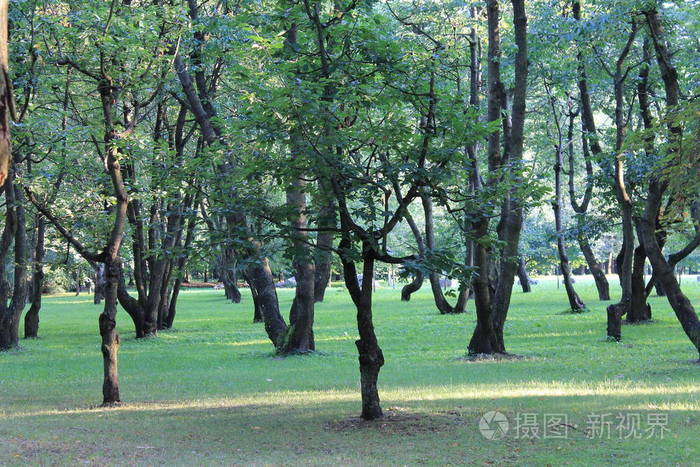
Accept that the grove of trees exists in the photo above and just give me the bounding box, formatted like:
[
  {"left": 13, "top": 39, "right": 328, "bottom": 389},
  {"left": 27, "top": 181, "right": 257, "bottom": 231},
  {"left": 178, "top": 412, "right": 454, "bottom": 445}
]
[{"left": 0, "top": 0, "right": 698, "bottom": 420}]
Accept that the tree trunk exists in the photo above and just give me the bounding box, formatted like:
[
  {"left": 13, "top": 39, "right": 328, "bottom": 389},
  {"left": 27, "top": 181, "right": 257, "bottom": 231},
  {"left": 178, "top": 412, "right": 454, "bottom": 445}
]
[
  {"left": 422, "top": 195, "right": 464, "bottom": 314},
  {"left": 221, "top": 248, "right": 241, "bottom": 303},
  {"left": 636, "top": 9, "right": 699, "bottom": 358},
  {"left": 100, "top": 258, "right": 121, "bottom": 405},
  {"left": 24, "top": 217, "right": 45, "bottom": 338},
  {"left": 94, "top": 264, "right": 105, "bottom": 304},
  {"left": 628, "top": 243, "right": 652, "bottom": 322},
  {"left": 552, "top": 141, "right": 585, "bottom": 313},
  {"left": 517, "top": 257, "right": 531, "bottom": 293},
  {"left": 98, "top": 102, "right": 130, "bottom": 403},
  {"left": 340, "top": 238, "right": 383, "bottom": 420},
  {"left": 578, "top": 233, "right": 610, "bottom": 300},
  {"left": 0, "top": 177, "right": 27, "bottom": 351},
  {"left": 248, "top": 278, "right": 264, "bottom": 323},
  {"left": 401, "top": 208, "right": 426, "bottom": 302},
  {"left": 279, "top": 119, "right": 315, "bottom": 354},
  {"left": 314, "top": 191, "right": 335, "bottom": 303},
  {"left": 638, "top": 184, "right": 699, "bottom": 357},
  {"left": 489, "top": 0, "right": 528, "bottom": 351},
  {"left": 0, "top": 0, "right": 11, "bottom": 188},
  {"left": 468, "top": 218, "right": 501, "bottom": 354},
  {"left": 401, "top": 271, "right": 424, "bottom": 301},
  {"left": 245, "top": 256, "right": 287, "bottom": 346},
  {"left": 468, "top": 0, "right": 519, "bottom": 355},
  {"left": 605, "top": 23, "right": 638, "bottom": 340},
  {"left": 572, "top": 0, "right": 611, "bottom": 304}
]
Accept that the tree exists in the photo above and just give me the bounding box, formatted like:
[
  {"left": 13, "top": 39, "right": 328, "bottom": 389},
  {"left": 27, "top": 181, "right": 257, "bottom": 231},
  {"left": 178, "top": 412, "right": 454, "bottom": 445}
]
[
  {"left": 468, "top": 0, "right": 529, "bottom": 355},
  {"left": 636, "top": 8, "right": 700, "bottom": 359},
  {"left": 542, "top": 80, "right": 586, "bottom": 313}
]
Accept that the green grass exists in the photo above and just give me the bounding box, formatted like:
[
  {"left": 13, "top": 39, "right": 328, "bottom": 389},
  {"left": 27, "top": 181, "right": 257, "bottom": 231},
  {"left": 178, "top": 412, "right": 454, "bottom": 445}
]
[{"left": 1, "top": 277, "right": 699, "bottom": 466}]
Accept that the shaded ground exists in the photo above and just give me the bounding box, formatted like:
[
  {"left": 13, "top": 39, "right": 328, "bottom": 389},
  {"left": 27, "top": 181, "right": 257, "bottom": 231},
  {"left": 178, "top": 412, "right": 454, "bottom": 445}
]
[{"left": 1, "top": 278, "right": 699, "bottom": 465}]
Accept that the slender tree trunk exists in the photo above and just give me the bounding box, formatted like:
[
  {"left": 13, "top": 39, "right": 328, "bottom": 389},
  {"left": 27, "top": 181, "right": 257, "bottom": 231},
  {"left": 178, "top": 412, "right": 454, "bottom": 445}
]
[
  {"left": 314, "top": 191, "right": 335, "bottom": 303},
  {"left": 571, "top": 0, "right": 611, "bottom": 303},
  {"left": 605, "top": 24, "right": 638, "bottom": 340},
  {"left": 279, "top": 115, "right": 315, "bottom": 353},
  {"left": 99, "top": 109, "right": 130, "bottom": 404},
  {"left": 246, "top": 275, "right": 264, "bottom": 323},
  {"left": 24, "top": 217, "right": 45, "bottom": 338},
  {"left": 401, "top": 209, "right": 426, "bottom": 302},
  {"left": 468, "top": 218, "right": 501, "bottom": 354},
  {"left": 579, "top": 232, "right": 610, "bottom": 300},
  {"left": 340, "top": 238, "right": 383, "bottom": 420},
  {"left": 422, "top": 195, "right": 463, "bottom": 314},
  {"left": 636, "top": 9, "right": 699, "bottom": 358},
  {"left": 0, "top": 178, "right": 27, "bottom": 350},
  {"left": 100, "top": 257, "right": 121, "bottom": 405},
  {"left": 164, "top": 208, "right": 198, "bottom": 328},
  {"left": 468, "top": 0, "right": 508, "bottom": 355},
  {"left": 245, "top": 255, "right": 287, "bottom": 346},
  {"left": 401, "top": 270, "right": 424, "bottom": 301},
  {"left": 628, "top": 242, "right": 651, "bottom": 322},
  {"left": 553, "top": 142, "right": 585, "bottom": 312},
  {"left": 517, "top": 257, "right": 531, "bottom": 293},
  {"left": 94, "top": 264, "right": 105, "bottom": 304},
  {"left": 489, "top": 0, "right": 529, "bottom": 351},
  {"left": 221, "top": 249, "right": 241, "bottom": 303}
]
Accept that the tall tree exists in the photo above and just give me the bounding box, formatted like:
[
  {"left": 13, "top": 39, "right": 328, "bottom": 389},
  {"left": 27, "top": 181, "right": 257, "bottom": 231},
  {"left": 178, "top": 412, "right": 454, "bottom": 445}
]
[
  {"left": 468, "top": 0, "right": 529, "bottom": 354},
  {"left": 636, "top": 8, "right": 700, "bottom": 358}
]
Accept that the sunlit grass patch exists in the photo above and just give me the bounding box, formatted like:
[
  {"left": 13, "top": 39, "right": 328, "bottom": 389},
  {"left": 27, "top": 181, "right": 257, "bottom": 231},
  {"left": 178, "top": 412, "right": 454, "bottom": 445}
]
[{"left": 1, "top": 279, "right": 699, "bottom": 465}]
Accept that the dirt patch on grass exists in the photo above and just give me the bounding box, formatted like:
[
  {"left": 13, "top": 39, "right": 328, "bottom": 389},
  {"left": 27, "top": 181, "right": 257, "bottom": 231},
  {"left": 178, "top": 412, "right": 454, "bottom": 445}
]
[
  {"left": 325, "top": 407, "right": 463, "bottom": 435},
  {"left": 458, "top": 352, "right": 528, "bottom": 362},
  {"left": 1, "top": 436, "right": 111, "bottom": 465}
]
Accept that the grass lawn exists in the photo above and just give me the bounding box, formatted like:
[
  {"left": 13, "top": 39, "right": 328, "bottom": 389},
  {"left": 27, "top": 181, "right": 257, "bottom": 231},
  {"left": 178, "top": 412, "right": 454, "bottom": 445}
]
[{"left": 1, "top": 277, "right": 699, "bottom": 466}]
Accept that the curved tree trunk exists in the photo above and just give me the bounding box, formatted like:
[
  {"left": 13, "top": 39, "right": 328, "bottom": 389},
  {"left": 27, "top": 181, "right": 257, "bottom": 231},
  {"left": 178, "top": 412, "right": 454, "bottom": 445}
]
[
  {"left": 99, "top": 97, "right": 130, "bottom": 404},
  {"left": 626, "top": 38, "right": 655, "bottom": 325},
  {"left": 245, "top": 256, "right": 287, "bottom": 346},
  {"left": 578, "top": 232, "right": 610, "bottom": 300},
  {"left": 164, "top": 207, "right": 198, "bottom": 329},
  {"left": 220, "top": 248, "right": 241, "bottom": 303},
  {"left": 422, "top": 195, "right": 464, "bottom": 314},
  {"left": 517, "top": 257, "right": 531, "bottom": 293},
  {"left": 604, "top": 24, "right": 638, "bottom": 341},
  {"left": 636, "top": 8, "right": 699, "bottom": 358},
  {"left": 245, "top": 274, "right": 264, "bottom": 323},
  {"left": 401, "top": 207, "right": 426, "bottom": 302},
  {"left": 400, "top": 270, "right": 424, "bottom": 301}
]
